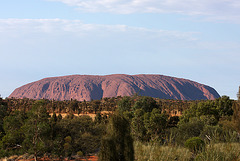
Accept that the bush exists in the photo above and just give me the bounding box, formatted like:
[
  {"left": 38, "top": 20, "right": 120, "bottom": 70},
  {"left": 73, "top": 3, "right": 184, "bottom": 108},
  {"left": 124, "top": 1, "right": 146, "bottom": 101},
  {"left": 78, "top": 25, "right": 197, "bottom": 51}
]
[
  {"left": 184, "top": 137, "right": 205, "bottom": 153},
  {"left": 77, "top": 151, "right": 83, "bottom": 157},
  {"left": 175, "top": 117, "right": 204, "bottom": 145}
]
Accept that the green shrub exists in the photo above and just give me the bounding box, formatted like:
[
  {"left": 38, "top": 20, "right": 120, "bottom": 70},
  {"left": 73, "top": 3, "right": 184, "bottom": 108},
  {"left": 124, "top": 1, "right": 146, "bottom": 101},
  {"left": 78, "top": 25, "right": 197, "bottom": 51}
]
[
  {"left": 174, "top": 118, "right": 204, "bottom": 145},
  {"left": 77, "top": 151, "right": 83, "bottom": 157},
  {"left": 184, "top": 137, "right": 205, "bottom": 153}
]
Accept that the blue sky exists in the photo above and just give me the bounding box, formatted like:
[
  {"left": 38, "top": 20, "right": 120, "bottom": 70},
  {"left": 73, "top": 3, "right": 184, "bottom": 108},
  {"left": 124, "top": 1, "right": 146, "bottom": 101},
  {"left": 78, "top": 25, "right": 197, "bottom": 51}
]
[{"left": 0, "top": 0, "right": 240, "bottom": 99}]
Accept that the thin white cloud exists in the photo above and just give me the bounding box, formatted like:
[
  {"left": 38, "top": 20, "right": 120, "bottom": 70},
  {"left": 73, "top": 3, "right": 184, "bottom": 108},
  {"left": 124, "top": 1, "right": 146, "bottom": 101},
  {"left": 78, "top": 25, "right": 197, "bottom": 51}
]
[
  {"left": 0, "top": 19, "right": 94, "bottom": 34},
  {"left": 0, "top": 19, "right": 196, "bottom": 41},
  {"left": 1, "top": 19, "right": 240, "bottom": 53},
  {"left": 47, "top": 0, "right": 240, "bottom": 23},
  {"left": 2, "top": 18, "right": 239, "bottom": 59}
]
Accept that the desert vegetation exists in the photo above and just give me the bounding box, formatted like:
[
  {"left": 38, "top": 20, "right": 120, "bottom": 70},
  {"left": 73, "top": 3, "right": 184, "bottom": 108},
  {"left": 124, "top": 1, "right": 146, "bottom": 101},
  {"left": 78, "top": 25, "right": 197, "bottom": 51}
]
[{"left": 0, "top": 89, "right": 240, "bottom": 160}]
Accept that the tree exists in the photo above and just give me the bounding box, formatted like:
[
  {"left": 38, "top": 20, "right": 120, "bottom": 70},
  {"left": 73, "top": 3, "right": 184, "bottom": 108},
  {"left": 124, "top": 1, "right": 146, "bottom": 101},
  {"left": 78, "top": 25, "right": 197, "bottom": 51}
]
[
  {"left": 144, "top": 108, "right": 168, "bottom": 140},
  {"left": 22, "top": 100, "right": 51, "bottom": 161},
  {"left": 69, "top": 99, "right": 78, "bottom": 113},
  {"left": 180, "top": 97, "right": 234, "bottom": 127},
  {"left": 180, "top": 101, "right": 218, "bottom": 123},
  {"left": 215, "top": 96, "right": 233, "bottom": 117},
  {"left": 56, "top": 115, "right": 101, "bottom": 156},
  {"left": 63, "top": 136, "right": 73, "bottom": 157},
  {"left": 92, "top": 100, "right": 101, "bottom": 114},
  {"left": 133, "top": 96, "right": 158, "bottom": 113},
  {"left": 0, "top": 111, "right": 26, "bottom": 154},
  {"left": 99, "top": 114, "right": 134, "bottom": 161},
  {"left": 0, "top": 103, "right": 8, "bottom": 139},
  {"left": 94, "top": 113, "right": 102, "bottom": 124},
  {"left": 99, "top": 136, "right": 117, "bottom": 161},
  {"left": 77, "top": 132, "right": 100, "bottom": 155},
  {"left": 117, "top": 96, "right": 132, "bottom": 114},
  {"left": 131, "top": 109, "right": 146, "bottom": 141},
  {"left": 49, "top": 113, "right": 64, "bottom": 157}
]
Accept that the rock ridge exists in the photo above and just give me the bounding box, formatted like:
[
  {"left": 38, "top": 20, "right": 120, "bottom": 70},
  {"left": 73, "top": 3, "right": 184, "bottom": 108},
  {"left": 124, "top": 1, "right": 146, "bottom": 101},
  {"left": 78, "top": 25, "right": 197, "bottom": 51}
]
[{"left": 9, "top": 74, "right": 220, "bottom": 101}]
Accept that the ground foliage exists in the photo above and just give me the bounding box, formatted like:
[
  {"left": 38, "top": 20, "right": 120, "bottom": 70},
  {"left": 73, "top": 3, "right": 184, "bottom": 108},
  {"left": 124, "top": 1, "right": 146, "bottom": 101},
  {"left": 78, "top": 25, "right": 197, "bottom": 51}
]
[{"left": 0, "top": 94, "right": 239, "bottom": 160}]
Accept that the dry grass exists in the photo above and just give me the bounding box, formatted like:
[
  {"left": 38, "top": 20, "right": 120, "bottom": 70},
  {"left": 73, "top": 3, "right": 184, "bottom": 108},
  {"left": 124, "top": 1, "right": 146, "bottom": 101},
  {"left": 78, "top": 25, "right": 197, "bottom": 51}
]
[
  {"left": 134, "top": 142, "right": 240, "bottom": 161},
  {"left": 49, "top": 111, "right": 112, "bottom": 120},
  {"left": 134, "top": 142, "right": 192, "bottom": 161},
  {"left": 195, "top": 143, "right": 240, "bottom": 161}
]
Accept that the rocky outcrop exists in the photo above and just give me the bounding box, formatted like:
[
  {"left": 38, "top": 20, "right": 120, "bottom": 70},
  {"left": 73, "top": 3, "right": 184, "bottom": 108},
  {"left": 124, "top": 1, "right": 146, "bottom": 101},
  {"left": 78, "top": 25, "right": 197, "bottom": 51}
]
[{"left": 9, "top": 74, "right": 220, "bottom": 101}]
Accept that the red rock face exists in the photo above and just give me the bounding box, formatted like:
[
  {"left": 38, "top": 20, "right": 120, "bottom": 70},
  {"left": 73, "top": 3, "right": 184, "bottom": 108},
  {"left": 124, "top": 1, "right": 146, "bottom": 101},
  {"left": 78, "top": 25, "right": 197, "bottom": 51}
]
[{"left": 9, "top": 74, "right": 220, "bottom": 101}]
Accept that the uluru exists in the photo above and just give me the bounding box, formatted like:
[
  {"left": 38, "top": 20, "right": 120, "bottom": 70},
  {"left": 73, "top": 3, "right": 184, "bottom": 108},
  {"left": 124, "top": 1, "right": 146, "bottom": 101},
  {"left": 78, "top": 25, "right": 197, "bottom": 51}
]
[{"left": 9, "top": 74, "right": 220, "bottom": 101}]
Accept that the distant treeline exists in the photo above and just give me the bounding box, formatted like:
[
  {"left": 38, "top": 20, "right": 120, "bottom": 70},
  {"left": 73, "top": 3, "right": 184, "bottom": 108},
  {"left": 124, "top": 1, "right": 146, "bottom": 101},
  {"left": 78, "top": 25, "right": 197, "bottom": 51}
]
[{"left": 3, "top": 96, "right": 196, "bottom": 115}]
